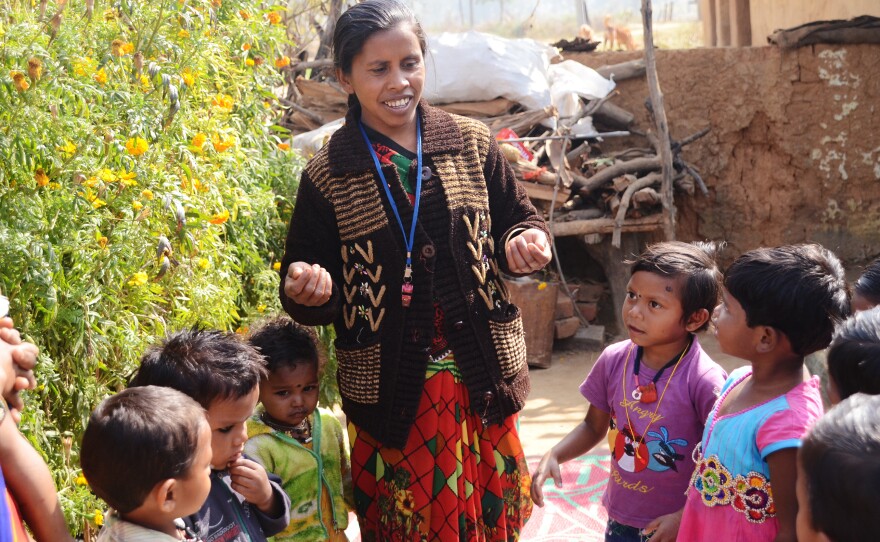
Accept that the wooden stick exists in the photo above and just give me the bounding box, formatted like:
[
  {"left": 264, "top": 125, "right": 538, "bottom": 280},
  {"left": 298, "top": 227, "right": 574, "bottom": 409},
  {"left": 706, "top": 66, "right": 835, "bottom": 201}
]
[
  {"left": 550, "top": 215, "right": 664, "bottom": 237},
  {"left": 571, "top": 156, "right": 661, "bottom": 195},
  {"left": 594, "top": 59, "right": 647, "bottom": 81},
  {"left": 291, "top": 58, "right": 335, "bottom": 71},
  {"left": 612, "top": 173, "right": 661, "bottom": 247},
  {"left": 641, "top": 0, "right": 676, "bottom": 240}
]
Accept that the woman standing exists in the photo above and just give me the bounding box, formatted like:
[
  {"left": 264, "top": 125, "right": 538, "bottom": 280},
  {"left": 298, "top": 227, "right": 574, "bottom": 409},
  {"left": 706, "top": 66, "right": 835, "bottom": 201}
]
[{"left": 279, "top": 1, "right": 551, "bottom": 539}]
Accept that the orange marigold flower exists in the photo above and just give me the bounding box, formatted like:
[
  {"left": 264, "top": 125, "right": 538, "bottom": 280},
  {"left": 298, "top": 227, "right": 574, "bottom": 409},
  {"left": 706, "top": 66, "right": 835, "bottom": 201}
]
[
  {"left": 239, "top": 9, "right": 251, "bottom": 20},
  {"left": 211, "top": 0, "right": 221, "bottom": 7},
  {"left": 242, "top": 43, "right": 251, "bottom": 51},
  {"left": 111, "top": 39, "right": 125, "bottom": 57},
  {"left": 245, "top": 58, "right": 255, "bottom": 67},
  {"left": 34, "top": 168, "right": 49, "bottom": 186},
  {"left": 272, "top": 262, "right": 281, "bottom": 271},
  {"left": 274, "top": 56, "right": 290, "bottom": 68},
  {"left": 141, "top": 189, "right": 154, "bottom": 200},
  {"left": 122, "top": 42, "right": 135, "bottom": 55},
  {"left": 180, "top": 68, "right": 195, "bottom": 87},
  {"left": 191, "top": 132, "right": 207, "bottom": 151},
  {"left": 178, "top": 29, "right": 190, "bottom": 39},
  {"left": 94, "top": 68, "right": 108, "bottom": 85},
  {"left": 10, "top": 71, "right": 29, "bottom": 92},
  {"left": 132, "top": 200, "right": 143, "bottom": 211},
  {"left": 277, "top": 142, "right": 290, "bottom": 151},
  {"left": 209, "top": 209, "right": 230, "bottom": 225},
  {"left": 211, "top": 133, "right": 235, "bottom": 152},
  {"left": 57, "top": 141, "right": 77, "bottom": 155},
  {"left": 27, "top": 57, "right": 42, "bottom": 82},
  {"left": 211, "top": 93, "right": 234, "bottom": 111},
  {"left": 125, "top": 137, "right": 149, "bottom": 156},
  {"left": 266, "top": 11, "right": 281, "bottom": 25}
]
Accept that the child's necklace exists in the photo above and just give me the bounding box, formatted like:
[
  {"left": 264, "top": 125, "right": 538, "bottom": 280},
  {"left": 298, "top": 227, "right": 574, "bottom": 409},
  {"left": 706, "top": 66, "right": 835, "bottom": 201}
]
[
  {"left": 620, "top": 338, "right": 691, "bottom": 451},
  {"left": 261, "top": 412, "right": 312, "bottom": 443},
  {"left": 630, "top": 342, "right": 689, "bottom": 403}
]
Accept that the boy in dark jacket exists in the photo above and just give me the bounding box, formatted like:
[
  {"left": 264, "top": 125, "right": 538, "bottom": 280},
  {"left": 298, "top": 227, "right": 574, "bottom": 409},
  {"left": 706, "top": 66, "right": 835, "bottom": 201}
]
[{"left": 130, "top": 328, "right": 291, "bottom": 541}]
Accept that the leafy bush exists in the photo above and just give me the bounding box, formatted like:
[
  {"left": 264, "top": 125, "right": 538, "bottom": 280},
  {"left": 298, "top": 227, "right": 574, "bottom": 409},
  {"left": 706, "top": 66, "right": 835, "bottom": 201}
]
[{"left": 0, "top": 0, "right": 321, "bottom": 534}]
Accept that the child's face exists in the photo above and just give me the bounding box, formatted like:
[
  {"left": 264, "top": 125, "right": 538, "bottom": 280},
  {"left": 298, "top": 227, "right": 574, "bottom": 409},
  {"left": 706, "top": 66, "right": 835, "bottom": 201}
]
[
  {"left": 795, "top": 458, "right": 829, "bottom": 542},
  {"left": 205, "top": 388, "right": 259, "bottom": 470},
  {"left": 712, "top": 288, "right": 760, "bottom": 360},
  {"left": 174, "top": 419, "right": 213, "bottom": 517},
  {"left": 623, "top": 271, "right": 693, "bottom": 357},
  {"left": 260, "top": 363, "right": 320, "bottom": 428},
  {"left": 336, "top": 23, "right": 425, "bottom": 140}
]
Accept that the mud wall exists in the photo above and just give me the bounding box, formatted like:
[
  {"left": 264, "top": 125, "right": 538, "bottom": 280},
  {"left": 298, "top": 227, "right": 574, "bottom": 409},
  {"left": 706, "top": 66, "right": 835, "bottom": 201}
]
[{"left": 567, "top": 44, "right": 880, "bottom": 262}]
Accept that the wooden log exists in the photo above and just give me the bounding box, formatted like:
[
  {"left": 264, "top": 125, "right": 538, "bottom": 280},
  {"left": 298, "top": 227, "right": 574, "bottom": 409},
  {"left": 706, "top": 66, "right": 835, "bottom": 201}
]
[
  {"left": 592, "top": 101, "right": 635, "bottom": 129},
  {"left": 437, "top": 98, "right": 516, "bottom": 117},
  {"left": 612, "top": 173, "right": 662, "bottom": 247},
  {"left": 571, "top": 156, "right": 661, "bottom": 195},
  {"left": 594, "top": 58, "right": 646, "bottom": 81},
  {"left": 295, "top": 77, "right": 347, "bottom": 108},
  {"left": 550, "top": 215, "right": 664, "bottom": 237},
  {"left": 520, "top": 181, "right": 570, "bottom": 207},
  {"left": 482, "top": 106, "right": 555, "bottom": 136}
]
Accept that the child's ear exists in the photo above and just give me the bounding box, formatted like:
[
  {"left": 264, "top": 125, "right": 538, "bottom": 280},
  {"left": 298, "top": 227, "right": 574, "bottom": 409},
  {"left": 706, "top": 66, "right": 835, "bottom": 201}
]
[
  {"left": 336, "top": 68, "right": 354, "bottom": 95},
  {"left": 756, "top": 326, "right": 783, "bottom": 354},
  {"left": 152, "top": 478, "right": 178, "bottom": 513},
  {"left": 684, "top": 308, "right": 710, "bottom": 332}
]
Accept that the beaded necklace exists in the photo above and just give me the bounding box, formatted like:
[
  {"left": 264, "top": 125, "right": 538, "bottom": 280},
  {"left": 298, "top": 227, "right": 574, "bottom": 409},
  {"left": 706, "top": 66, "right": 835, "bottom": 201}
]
[
  {"left": 260, "top": 411, "right": 312, "bottom": 444},
  {"left": 620, "top": 337, "right": 692, "bottom": 451}
]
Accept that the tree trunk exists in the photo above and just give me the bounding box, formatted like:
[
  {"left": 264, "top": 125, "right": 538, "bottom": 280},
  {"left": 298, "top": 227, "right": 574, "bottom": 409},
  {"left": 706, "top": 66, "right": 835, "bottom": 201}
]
[{"left": 315, "top": 0, "right": 343, "bottom": 62}]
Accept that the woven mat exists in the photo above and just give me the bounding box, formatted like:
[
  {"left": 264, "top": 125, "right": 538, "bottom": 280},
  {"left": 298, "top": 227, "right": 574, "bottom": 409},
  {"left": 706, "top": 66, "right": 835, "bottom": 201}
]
[
  {"left": 522, "top": 453, "right": 611, "bottom": 541},
  {"left": 345, "top": 453, "right": 611, "bottom": 541}
]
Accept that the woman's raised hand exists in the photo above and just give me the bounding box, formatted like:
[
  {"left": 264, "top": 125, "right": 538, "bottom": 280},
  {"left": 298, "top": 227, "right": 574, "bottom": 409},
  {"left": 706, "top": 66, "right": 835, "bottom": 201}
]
[
  {"left": 505, "top": 228, "right": 552, "bottom": 275},
  {"left": 284, "top": 261, "right": 333, "bottom": 307}
]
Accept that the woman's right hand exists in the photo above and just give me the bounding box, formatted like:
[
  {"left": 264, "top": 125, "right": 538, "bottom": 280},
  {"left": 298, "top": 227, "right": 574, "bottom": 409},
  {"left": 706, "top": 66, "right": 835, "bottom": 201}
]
[
  {"left": 284, "top": 262, "right": 333, "bottom": 307},
  {"left": 530, "top": 449, "right": 563, "bottom": 507}
]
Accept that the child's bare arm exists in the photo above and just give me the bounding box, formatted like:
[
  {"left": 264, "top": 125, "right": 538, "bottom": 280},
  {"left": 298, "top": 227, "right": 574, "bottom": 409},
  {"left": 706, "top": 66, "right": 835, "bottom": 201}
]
[
  {"left": 0, "top": 410, "right": 73, "bottom": 542},
  {"left": 767, "top": 448, "right": 799, "bottom": 542},
  {"left": 531, "top": 405, "right": 610, "bottom": 507}
]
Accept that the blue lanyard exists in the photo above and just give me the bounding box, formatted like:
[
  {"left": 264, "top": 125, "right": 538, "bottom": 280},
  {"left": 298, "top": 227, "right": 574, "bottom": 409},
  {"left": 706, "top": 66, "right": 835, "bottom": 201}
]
[{"left": 357, "top": 117, "right": 423, "bottom": 303}]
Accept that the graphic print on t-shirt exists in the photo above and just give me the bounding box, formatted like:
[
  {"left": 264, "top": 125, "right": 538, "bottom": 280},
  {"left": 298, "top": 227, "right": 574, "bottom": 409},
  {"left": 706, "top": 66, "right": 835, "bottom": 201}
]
[{"left": 608, "top": 414, "right": 688, "bottom": 474}]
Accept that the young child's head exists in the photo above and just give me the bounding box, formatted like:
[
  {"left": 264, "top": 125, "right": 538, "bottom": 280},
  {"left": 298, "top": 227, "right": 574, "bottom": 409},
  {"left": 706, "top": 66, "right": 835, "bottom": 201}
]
[
  {"left": 852, "top": 257, "right": 880, "bottom": 312},
  {"left": 129, "top": 328, "right": 266, "bottom": 470},
  {"left": 716, "top": 244, "right": 850, "bottom": 360},
  {"left": 797, "top": 393, "right": 880, "bottom": 542},
  {"left": 81, "top": 386, "right": 212, "bottom": 525},
  {"left": 624, "top": 241, "right": 722, "bottom": 345},
  {"left": 333, "top": 0, "right": 427, "bottom": 126},
  {"left": 248, "top": 316, "right": 322, "bottom": 429},
  {"left": 826, "top": 307, "right": 880, "bottom": 405}
]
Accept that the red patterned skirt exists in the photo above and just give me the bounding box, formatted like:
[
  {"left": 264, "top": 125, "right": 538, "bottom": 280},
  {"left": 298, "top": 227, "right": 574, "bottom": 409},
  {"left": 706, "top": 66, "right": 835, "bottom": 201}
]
[{"left": 348, "top": 355, "right": 532, "bottom": 541}]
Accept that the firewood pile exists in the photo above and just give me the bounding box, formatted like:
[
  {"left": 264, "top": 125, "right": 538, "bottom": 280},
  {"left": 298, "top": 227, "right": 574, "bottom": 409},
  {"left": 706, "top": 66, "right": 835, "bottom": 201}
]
[{"left": 279, "top": 57, "right": 708, "bottom": 244}]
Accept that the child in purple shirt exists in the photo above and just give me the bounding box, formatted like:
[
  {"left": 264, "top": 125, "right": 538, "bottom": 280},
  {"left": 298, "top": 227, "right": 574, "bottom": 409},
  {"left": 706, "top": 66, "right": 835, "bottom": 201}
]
[{"left": 532, "top": 242, "right": 727, "bottom": 542}]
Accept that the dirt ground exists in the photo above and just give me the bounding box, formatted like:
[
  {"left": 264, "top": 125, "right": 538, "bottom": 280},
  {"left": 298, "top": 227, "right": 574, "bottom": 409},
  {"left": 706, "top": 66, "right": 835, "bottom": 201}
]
[{"left": 519, "top": 331, "right": 743, "bottom": 459}]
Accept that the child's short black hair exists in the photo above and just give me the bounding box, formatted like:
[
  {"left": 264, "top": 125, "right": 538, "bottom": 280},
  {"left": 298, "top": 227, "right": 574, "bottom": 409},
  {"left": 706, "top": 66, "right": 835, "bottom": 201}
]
[
  {"left": 129, "top": 327, "right": 267, "bottom": 408},
  {"left": 80, "top": 386, "right": 205, "bottom": 514},
  {"left": 854, "top": 257, "right": 880, "bottom": 306},
  {"left": 724, "top": 244, "right": 850, "bottom": 356},
  {"left": 630, "top": 241, "right": 722, "bottom": 332},
  {"left": 248, "top": 316, "right": 322, "bottom": 374},
  {"left": 800, "top": 393, "right": 880, "bottom": 541},
  {"left": 827, "top": 307, "right": 880, "bottom": 401}
]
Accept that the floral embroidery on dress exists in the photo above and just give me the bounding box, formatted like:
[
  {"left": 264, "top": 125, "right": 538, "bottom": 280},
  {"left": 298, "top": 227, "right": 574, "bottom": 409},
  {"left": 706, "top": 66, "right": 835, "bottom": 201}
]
[
  {"left": 692, "top": 455, "right": 735, "bottom": 506},
  {"left": 691, "top": 453, "right": 776, "bottom": 524},
  {"left": 732, "top": 472, "right": 776, "bottom": 523}
]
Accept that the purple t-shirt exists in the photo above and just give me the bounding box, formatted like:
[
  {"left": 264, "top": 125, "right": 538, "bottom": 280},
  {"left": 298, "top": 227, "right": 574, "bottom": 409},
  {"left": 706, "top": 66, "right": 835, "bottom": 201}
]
[{"left": 579, "top": 335, "right": 726, "bottom": 528}]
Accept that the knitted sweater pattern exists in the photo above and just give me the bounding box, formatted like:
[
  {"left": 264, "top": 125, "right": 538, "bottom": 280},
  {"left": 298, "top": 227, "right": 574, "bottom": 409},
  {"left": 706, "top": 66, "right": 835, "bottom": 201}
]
[{"left": 280, "top": 103, "right": 548, "bottom": 448}]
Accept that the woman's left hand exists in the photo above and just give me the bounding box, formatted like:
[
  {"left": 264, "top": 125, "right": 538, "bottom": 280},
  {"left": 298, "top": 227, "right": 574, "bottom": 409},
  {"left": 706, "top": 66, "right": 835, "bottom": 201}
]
[{"left": 505, "top": 229, "right": 552, "bottom": 275}]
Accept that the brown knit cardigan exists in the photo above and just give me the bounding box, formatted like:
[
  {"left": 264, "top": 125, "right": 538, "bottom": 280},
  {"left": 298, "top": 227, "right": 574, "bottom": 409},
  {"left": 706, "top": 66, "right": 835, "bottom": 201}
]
[{"left": 279, "top": 103, "right": 549, "bottom": 448}]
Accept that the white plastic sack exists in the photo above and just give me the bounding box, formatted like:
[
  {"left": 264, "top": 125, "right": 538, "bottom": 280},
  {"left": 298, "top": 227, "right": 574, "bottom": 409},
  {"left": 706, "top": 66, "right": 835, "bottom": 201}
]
[
  {"left": 290, "top": 117, "right": 345, "bottom": 157},
  {"left": 547, "top": 60, "right": 616, "bottom": 120},
  {"left": 424, "top": 31, "right": 559, "bottom": 112}
]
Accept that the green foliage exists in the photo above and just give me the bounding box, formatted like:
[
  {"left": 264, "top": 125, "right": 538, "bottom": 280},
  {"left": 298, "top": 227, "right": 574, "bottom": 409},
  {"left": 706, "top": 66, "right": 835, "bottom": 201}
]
[{"left": 0, "top": 0, "right": 332, "bottom": 534}]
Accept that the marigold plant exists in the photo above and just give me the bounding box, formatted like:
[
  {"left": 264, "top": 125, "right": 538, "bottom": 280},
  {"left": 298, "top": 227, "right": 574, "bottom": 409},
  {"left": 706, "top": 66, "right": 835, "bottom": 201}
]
[{"left": 0, "top": 0, "right": 337, "bottom": 535}]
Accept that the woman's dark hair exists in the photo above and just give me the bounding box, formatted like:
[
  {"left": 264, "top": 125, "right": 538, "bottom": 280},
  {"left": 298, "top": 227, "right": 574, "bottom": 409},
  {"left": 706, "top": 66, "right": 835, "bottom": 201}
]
[
  {"left": 724, "top": 244, "right": 851, "bottom": 356},
  {"left": 333, "top": 0, "right": 426, "bottom": 74},
  {"left": 827, "top": 306, "right": 880, "bottom": 401},
  {"left": 333, "top": 0, "right": 426, "bottom": 108},
  {"left": 800, "top": 393, "right": 880, "bottom": 541},
  {"left": 629, "top": 241, "right": 722, "bottom": 332},
  {"left": 81, "top": 386, "right": 206, "bottom": 514},
  {"left": 248, "top": 315, "right": 323, "bottom": 375},
  {"left": 854, "top": 257, "right": 880, "bottom": 306}
]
